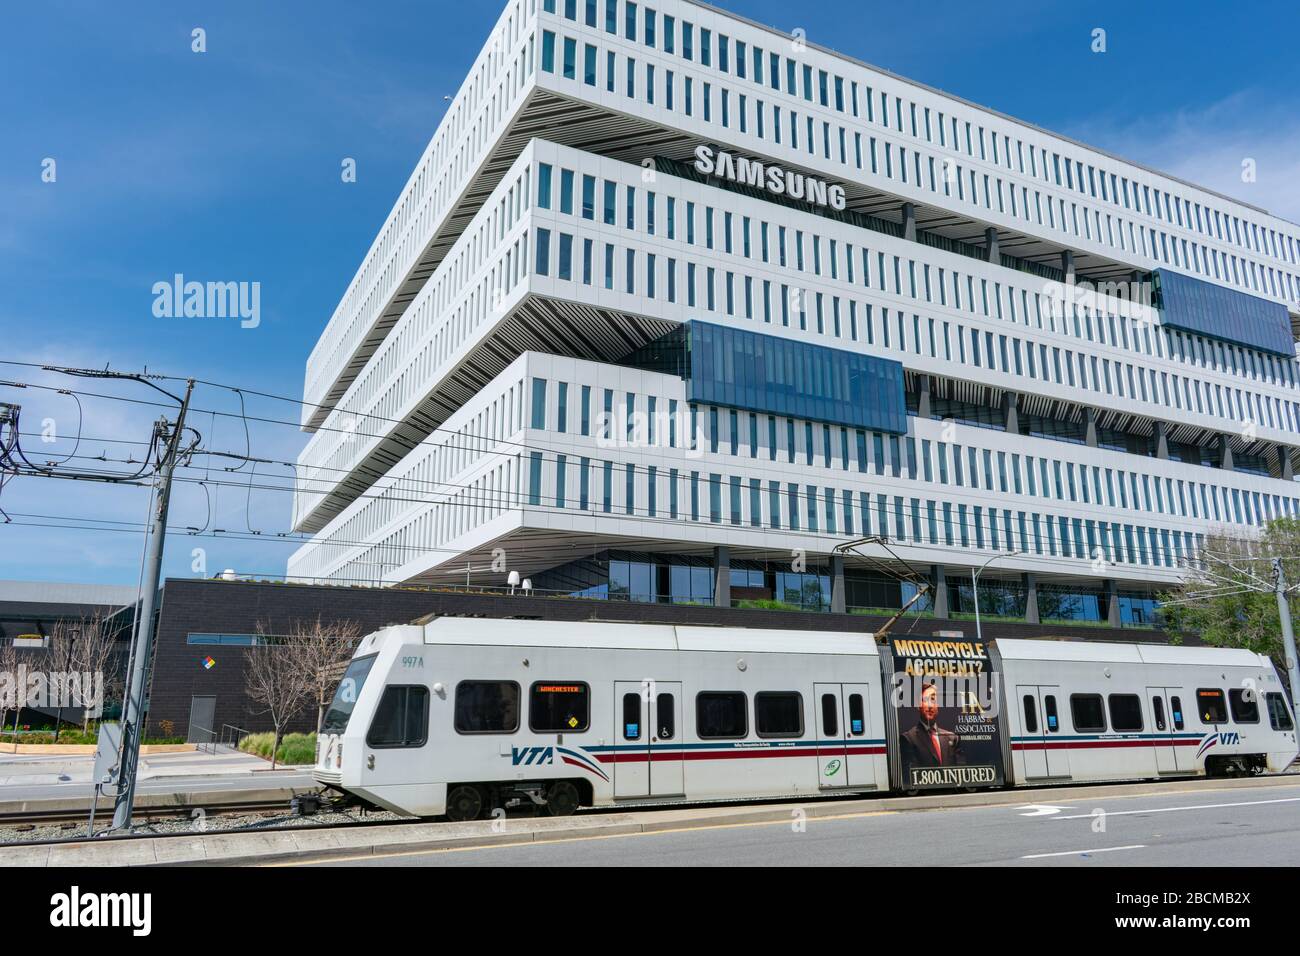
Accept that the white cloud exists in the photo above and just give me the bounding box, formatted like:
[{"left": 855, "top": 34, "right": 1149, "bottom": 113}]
[{"left": 1064, "top": 90, "right": 1300, "bottom": 226}]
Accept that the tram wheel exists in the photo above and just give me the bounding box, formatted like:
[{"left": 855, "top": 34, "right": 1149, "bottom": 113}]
[
  {"left": 446, "top": 784, "right": 485, "bottom": 822},
  {"left": 545, "top": 781, "right": 580, "bottom": 817}
]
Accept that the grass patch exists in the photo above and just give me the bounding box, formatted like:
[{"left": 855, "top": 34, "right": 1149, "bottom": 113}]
[
  {"left": 735, "top": 599, "right": 814, "bottom": 612},
  {"left": 848, "top": 606, "right": 933, "bottom": 618},
  {"left": 949, "top": 612, "right": 1026, "bottom": 624},
  {"left": 238, "top": 731, "right": 317, "bottom": 765}
]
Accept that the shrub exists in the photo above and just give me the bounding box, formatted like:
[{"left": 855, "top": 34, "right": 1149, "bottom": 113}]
[
  {"left": 277, "top": 733, "right": 317, "bottom": 765},
  {"left": 238, "top": 731, "right": 316, "bottom": 764},
  {"left": 238, "top": 732, "right": 275, "bottom": 759},
  {"left": 0, "top": 729, "right": 98, "bottom": 746}
]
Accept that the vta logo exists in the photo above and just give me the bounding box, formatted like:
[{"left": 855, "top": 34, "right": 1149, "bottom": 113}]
[
  {"left": 1196, "top": 731, "right": 1240, "bottom": 759},
  {"left": 511, "top": 746, "right": 554, "bottom": 766}
]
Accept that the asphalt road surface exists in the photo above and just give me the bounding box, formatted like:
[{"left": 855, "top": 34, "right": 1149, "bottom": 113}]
[{"left": 296, "top": 781, "right": 1300, "bottom": 867}]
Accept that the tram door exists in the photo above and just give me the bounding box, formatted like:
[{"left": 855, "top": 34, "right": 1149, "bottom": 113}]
[
  {"left": 1146, "top": 687, "right": 1184, "bottom": 774},
  {"left": 612, "top": 681, "right": 684, "bottom": 799},
  {"left": 1016, "top": 685, "right": 1069, "bottom": 781},
  {"left": 815, "top": 683, "right": 870, "bottom": 788}
]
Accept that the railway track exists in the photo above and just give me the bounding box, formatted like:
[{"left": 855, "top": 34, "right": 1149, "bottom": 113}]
[{"left": 0, "top": 800, "right": 297, "bottom": 829}]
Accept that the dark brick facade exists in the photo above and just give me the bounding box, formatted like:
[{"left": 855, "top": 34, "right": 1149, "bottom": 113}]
[{"left": 147, "top": 577, "right": 1183, "bottom": 739}]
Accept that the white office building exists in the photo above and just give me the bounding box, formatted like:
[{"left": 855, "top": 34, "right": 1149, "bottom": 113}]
[{"left": 288, "top": 0, "right": 1300, "bottom": 629}]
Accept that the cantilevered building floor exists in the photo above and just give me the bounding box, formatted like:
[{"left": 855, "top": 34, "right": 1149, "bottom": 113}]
[{"left": 289, "top": 0, "right": 1300, "bottom": 629}]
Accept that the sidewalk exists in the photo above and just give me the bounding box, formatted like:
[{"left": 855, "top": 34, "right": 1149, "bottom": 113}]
[
  {"left": 0, "top": 749, "right": 314, "bottom": 816},
  {"left": 0, "top": 749, "right": 290, "bottom": 787}
]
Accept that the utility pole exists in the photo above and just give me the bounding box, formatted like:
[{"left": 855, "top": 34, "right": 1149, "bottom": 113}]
[
  {"left": 111, "top": 380, "right": 194, "bottom": 831},
  {"left": 1272, "top": 558, "right": 1300, "bottom": 704}
]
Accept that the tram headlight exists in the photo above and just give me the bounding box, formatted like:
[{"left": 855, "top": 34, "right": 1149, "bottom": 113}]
[{"left": 335, "top": 744, "right": 343, "bottom": 770}]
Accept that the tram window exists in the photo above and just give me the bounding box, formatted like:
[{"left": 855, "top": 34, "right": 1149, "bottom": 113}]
[
  {"left": 454, "top": 681, "right": 520, "bottom": 734},
  {"left": 323, "top": 654, "right": 377, "bottom": 734},
  {"left": 755, "top": 692, "right": 803, "bottom": 738},
  {"left": 1022, "top": 695, "right": 1037, "bottom": 734},
  {"left": 1044, "top": 695, "right": 1059, "bottom": 732},
  {"left": 1196, "top": 688, "right": 1228, "bottom": 724},
  {"left": 622, "top": 693, "right": 642, "bottom": 740},
  {"left": 1153, "top": 696, "right": 1166, "bottom": 731},
  {"left": 656, "top": 693, "right": 676, "bottom": 740},
  {"left": 696, "top": 691, "right": 747, "bottom": 739},
  {"left": 367, "top": 686, "right": 429, "bottom": 748},
  {"left": 821, "top": 694, "right": 838, "bottom": 737},
  {"left": 1070, "top": 694, "right": 1106, "bottom": 734},
  {"left": 1266, "top": 692, "right": 1295, "bottom": 731},
  {"left": 848, "top": 694, "right": 865, "bottom": 736},
  {"left": 1108, "top": 694, "right": 1143, "bottom": 733},
  {"left": 1229, "top": 688, "right": 1259, "bottom": 724},
  {"left": 1171, "top": 696, "right": 1185, "bottom": 730},
  {"left": 530, "top": 682, "right": 590, "bottom": 733}
]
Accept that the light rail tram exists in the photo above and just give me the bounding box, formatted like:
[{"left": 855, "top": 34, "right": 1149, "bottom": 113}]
[{"left": 313, "top": 617, "right": 1297, "bottom": 820}]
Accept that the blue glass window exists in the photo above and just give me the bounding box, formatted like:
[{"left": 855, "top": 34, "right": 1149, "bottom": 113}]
[
  {"left": 1153, "top": 269, "right": 1292, "bottom": 356},
  {"left": 626, "top": 322, "right": 907, "bottom": 435}
]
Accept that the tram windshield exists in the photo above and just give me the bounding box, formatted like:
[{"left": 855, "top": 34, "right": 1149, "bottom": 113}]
[{"left": 322, "top": 655, "right": 378, "bottom": 734}]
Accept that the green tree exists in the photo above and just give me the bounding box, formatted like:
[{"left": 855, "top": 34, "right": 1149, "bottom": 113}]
[{"left": 1159, "top": 517, "right": 1300, "bottom": 662}]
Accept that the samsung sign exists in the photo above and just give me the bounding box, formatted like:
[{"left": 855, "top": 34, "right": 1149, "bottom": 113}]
[{"left": 693, "top": 145, "right": 847, "bottom": 212}]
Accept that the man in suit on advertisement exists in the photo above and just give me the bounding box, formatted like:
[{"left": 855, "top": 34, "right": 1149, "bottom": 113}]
[{"left": 901, "top": 680, "right": 962, "bottom": 767}]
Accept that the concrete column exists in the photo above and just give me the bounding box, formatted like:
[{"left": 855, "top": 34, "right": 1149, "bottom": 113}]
[
  {"left": 985, "top": 227, "right": 1000, "bottom": 263},
  {"left": 1003, "top": 392, "right": 1019, "bottom": 434},
  {"left": 1105, "top": 579, "right": 1121, "bottom": 628},
  {"left": 713, "top": 546, "right": 731, "bottom": 608},
  {"left": 1281, "top": 445, "right": 1295, "bottom": 481},
  {"left": 1218, "top": 436, "right": 1234, "bottom": 471},
  {"left": 1153, "top": 421, "right": 1169, "bottom": 459},
  {"left": 1061, "top": 250, "right": 1075, "bottom": 283},
  {"left": 917, "top": 375, "right": 932, "bottom": 420},
  {"left": 830, "top": 554, "right": 846, "bottom": 614},
  {"left": 1084, "top": 407, "right": 1099, "bottom": 448},
  {"left": 902, "top": 202, "right": 917, "bottom": 242},
  {"left": 930, "top": 566, "right": 949, "bottom": 619},
  {"left": 1023, "top": 573, "right": 1040, "bottom": 625}
]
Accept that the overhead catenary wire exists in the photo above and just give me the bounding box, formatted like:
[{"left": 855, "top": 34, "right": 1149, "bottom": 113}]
[
  {"left": 1, "top": 366, "right": 1206, "bottom": 594},
  {"left": 3, "top": 379, "right": 1232, "bottom": 550},
  {"left": 19, "top": 365, "right": 1286, "bottom": 542},
  {"left": 5, "top": 446, "right": 1190, "bottom": 578}
]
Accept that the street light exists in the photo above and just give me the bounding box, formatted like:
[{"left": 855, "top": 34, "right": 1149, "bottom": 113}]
[{"left": 971, "top": 551, "right": 1024, "bottom": 643}]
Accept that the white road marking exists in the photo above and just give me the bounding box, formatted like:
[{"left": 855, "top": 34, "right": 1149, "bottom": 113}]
[
  {"left": 1053, "top": 796, "right": 1300, "bottom": 820},
  {"left": 1022, "top": 844, "right": 1145, "bottom": 859},
  {"left": 1017, "top": 804, "right": 1075, "bottom": 817}
]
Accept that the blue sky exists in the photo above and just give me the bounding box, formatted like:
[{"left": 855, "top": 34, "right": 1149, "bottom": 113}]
[{"left": 1, "top": 0, "right": 1298, "bottom": 585}]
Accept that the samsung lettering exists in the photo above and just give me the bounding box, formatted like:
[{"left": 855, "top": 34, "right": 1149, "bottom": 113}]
[{"left": 693, "top": 145, "right": 847, "bottom": 211}]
